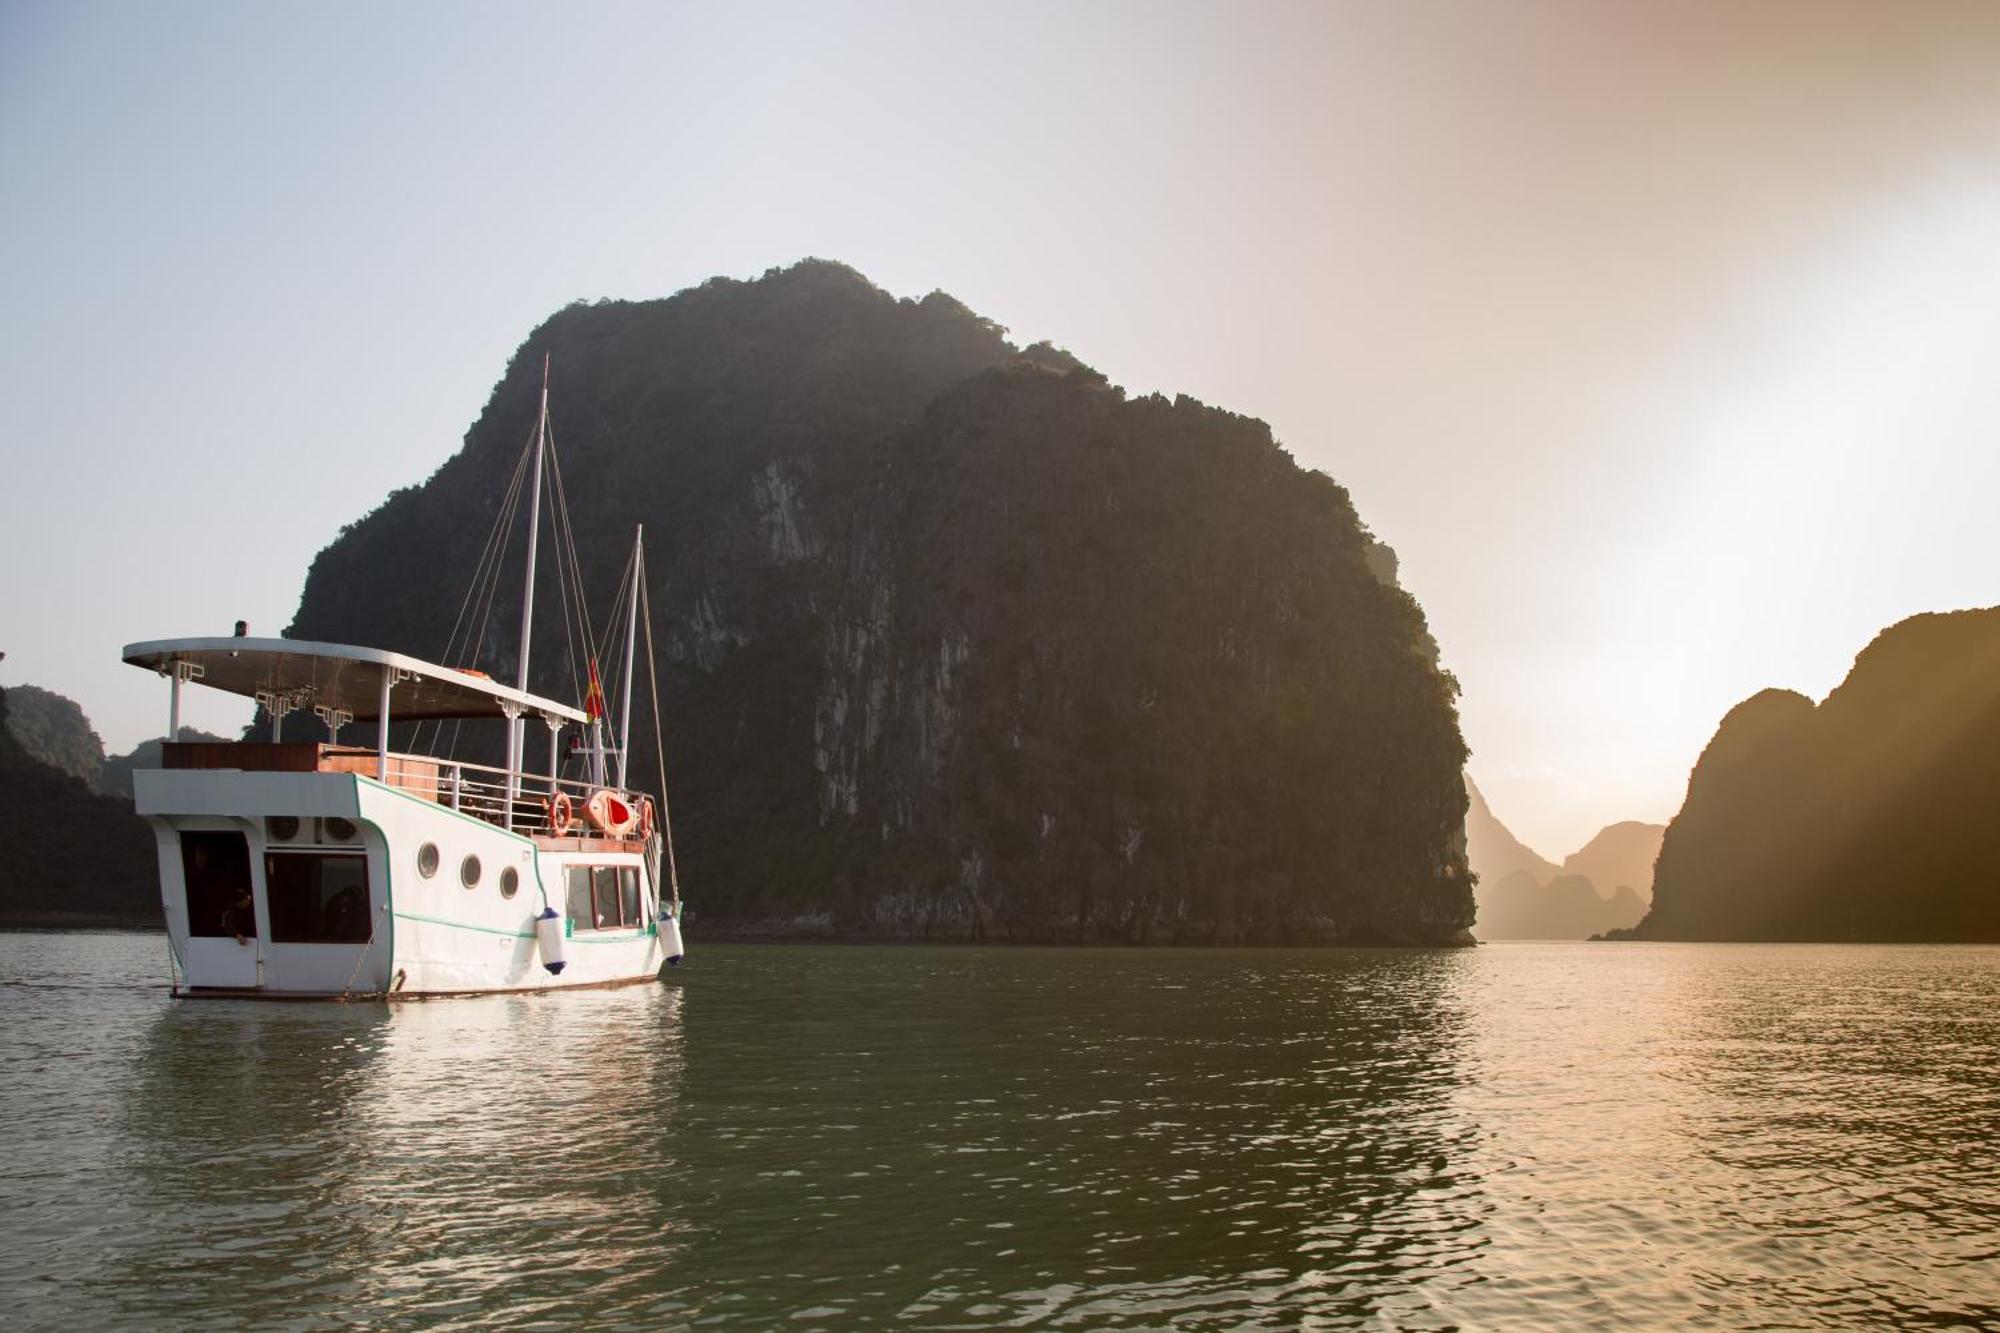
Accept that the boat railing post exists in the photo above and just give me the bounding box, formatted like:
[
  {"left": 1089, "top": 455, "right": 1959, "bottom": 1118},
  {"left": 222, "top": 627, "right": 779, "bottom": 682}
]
[
  {"left": 500, "top": 703, "right": 523, "bottom": 831},
  {"left": 374, "top": 668, "right": 414, "bottom": 784},
  {"left": 164, "top": 659, "right": 203, "bottom": 743},
  {"left": 377, "top": 670, "right": 393, "bottom": 783},
  {"left": 448, "top": 763, "right": 463, "bottom": 813},
  {"left": 545, "top": 715, "right": 563, "bottom": 795}
]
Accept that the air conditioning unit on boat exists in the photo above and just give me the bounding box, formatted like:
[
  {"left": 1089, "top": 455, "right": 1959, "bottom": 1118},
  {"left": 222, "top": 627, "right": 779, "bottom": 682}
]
[
  {"left": 319, "top": 817, "right": 361, "bottom": 845},
  {"left": 266, "top": 815, "right": 305, "bottom": 844}
]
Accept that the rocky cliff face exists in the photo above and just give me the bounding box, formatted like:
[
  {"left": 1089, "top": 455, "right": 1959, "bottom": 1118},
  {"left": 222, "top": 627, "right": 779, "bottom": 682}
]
[
  {"left": 1624, "top": 608, "right": 2000, "bottom": 941},
  {"left": 284, "top": 261, "right": 1473, "bottom": 943}
]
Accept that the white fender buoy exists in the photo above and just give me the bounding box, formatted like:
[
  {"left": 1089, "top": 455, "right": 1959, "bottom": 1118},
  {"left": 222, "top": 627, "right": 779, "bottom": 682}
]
[
  {"left": 585, "top": 789, "right": 640, "bottom": 838},
  {"left": 660, "top": 903, "right": 685, "bottom": 967},
  {"left": 535, "top": 907, "right": 567, "bottom": 975}
]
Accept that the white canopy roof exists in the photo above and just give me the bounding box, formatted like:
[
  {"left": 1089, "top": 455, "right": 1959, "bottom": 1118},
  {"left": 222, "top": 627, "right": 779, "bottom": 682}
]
[{"left": 122, "top": 638, "right": 588, "bottom": 725}]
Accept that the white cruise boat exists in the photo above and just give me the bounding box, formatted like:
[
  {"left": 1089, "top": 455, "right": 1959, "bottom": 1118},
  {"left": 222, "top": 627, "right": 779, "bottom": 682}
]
[{"left": 124, "top": 363, "right": 687, "bottom": 998}]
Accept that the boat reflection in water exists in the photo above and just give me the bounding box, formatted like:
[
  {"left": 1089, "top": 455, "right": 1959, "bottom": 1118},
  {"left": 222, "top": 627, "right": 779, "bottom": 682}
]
[{"left": 114, "top": 984, "right": 687, "bottom": 1327}]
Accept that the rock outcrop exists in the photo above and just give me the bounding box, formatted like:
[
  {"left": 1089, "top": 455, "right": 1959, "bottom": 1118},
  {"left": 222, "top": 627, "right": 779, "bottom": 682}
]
[
  {"left": 282, "top": 261, "right": 1474, "bottom": 943},
  {"left": 1620, "top": 608, "right": 2000, "bottom": 941}
]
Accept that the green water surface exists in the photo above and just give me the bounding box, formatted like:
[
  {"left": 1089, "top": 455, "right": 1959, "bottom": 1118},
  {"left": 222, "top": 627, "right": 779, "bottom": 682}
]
[{"left": 2, "top": 935, "right": 1996, "bottom": 1328}]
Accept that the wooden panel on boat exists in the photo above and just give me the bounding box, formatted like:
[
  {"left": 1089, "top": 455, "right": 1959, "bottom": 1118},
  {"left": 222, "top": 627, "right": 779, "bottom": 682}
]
[
  {"left": 163, "top": 741, "right": 324, "bottom": 772},
  {"left": 159, "top": 742, "right": 441, "bottom": 801},
  {"left": 316, "top": 748, "right": 441, "bottom": 801}
]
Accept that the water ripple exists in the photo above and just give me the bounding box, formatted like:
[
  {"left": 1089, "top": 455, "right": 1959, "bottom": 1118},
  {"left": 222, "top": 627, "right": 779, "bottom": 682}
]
[{"left": 1, "top": 935, "right": 1997, "bottom": 1328}]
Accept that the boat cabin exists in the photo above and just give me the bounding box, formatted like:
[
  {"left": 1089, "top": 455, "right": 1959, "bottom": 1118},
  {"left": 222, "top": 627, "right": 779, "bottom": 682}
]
[{"left": 124, "top": 636, "right": 677, "bottom": 996}]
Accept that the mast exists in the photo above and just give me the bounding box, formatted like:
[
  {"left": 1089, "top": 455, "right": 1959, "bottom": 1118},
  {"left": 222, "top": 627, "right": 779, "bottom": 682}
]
[
  {"left": 518, "top": 352, "right": 550, "bottom": 696},
  {"left": 508, "top": 353, "right": 551, "bottom": 797},
  {"left": 615, "top": 526, "right": 643, "bottom": 789}
]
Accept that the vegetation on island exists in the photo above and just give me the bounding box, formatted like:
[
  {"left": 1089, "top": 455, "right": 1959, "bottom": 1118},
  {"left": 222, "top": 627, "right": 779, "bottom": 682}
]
[{"left": 285, "top": 260, "right": 1474, "bottom": 943}]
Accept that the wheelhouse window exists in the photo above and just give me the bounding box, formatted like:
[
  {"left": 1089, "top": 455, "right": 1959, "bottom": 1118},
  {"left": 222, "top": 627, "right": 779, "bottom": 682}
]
[
  {"left": 182, "top": 831, "right": 252, "bottom": 938},
  {"left": 265, "top": 853, "right": 371, "bottom": 944},
  {"left": 565, "top": 864, "right": 645, "bottom": 931}
]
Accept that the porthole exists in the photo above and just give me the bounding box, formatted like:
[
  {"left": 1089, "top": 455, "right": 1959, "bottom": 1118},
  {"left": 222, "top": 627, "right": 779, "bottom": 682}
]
[
  {"left": 324, "top": 817, "right": 359, "bottom": 843},
  {"left": 500, "top": 866, "right": 520, "bottom": 899},
  {"left": 460, "top": 854, "right": 482, "bottom": 889},
  {"left": 416, "top": 842, "right": 440, "bottom": 879},
  {"left": 267, "top": 816, "right": 301, "bottom": 842}
]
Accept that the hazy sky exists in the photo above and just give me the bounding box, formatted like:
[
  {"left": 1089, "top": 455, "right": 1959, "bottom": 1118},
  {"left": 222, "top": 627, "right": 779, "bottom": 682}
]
[{"left": 4, "top": 0, "right": 1998, "bottom": 855}]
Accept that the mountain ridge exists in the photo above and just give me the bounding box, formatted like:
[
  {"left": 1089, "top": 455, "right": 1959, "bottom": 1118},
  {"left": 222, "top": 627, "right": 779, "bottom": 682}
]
[{"left": 1465, "top": 776, "right": 1661, "bottom": 938}]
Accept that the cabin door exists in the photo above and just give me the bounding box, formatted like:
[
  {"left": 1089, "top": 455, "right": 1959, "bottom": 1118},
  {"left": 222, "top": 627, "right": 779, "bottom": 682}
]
[
  {"left": 176, "top": 829, "right": 262, "bottom": 989},
  {"left": 183, "top": 936, "right": 261, "bottom": 989}
]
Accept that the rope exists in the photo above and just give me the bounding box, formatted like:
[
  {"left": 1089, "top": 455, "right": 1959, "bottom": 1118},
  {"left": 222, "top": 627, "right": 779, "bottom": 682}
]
[
  {"left": 544, "top": 428, "right": 596, "bottom": 707},
  {"left": 442, "top": 439, "right": 533, "bottom": 668},
  {"left": 415, "top": 434, "right": 533, "bottom": 759},
  {"left": 441, "top": 440, "right": 535, "bottom": 760},
  {"left": 336, "top": 900, "right": 392, "bottom": 1002},
  {"left": 593, "top": 547, "right": 638, "bottom": 733}
]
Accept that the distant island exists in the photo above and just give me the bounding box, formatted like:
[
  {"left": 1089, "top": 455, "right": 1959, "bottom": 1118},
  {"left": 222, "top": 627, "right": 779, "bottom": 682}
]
[
  {"left": 279, "top": 260, "right": 1475, "bottom": 944},
  {"left": 2, "top": 681, "right": 225, "bottom": 798},
  {"left": 1612, "top": 607, "right": 2000, "bottom": 942},
  {"left": 0, "top": 685, "right": 159, "bottom": 927},
  {"left": 2, "top": 684, "right": 106, "bottom": 786},
  {"left": 1464, "top": 777, "right": 1661, "bottom": 939}
]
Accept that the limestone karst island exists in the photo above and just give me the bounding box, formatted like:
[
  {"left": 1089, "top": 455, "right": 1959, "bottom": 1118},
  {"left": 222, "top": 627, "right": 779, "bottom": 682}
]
[{"left": 8, "top": 263, "right": 2000, "bottom": 949}]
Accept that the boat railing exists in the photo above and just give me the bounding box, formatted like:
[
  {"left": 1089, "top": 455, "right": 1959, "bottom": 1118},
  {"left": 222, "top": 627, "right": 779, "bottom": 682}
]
[
  {"left": 379, "top": 752, "right": 647, "bottom": 841},
  {"left": 159, "top": 741, "right": 646, "bottom": 842}
]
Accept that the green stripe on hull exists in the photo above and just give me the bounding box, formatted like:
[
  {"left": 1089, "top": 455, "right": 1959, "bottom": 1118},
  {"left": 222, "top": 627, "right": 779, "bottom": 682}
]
[{"left": 391, "top": 911, "right": 649, "bottom": 944}]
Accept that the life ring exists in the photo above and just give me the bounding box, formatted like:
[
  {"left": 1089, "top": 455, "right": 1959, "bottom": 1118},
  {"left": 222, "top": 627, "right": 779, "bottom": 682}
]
[
  {"left": 638, "top": 796, "right": 656, "bottom": 841},
  {"left": 585, "top": 788, "right": 639, "bottom": 838},
  {"left": 545, "top": 791, "right": 574, "bottom": 836}
]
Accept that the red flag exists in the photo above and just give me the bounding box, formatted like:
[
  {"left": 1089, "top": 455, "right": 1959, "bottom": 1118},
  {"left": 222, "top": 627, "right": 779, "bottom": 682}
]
[{"left": 584, "top": 659, "right": 606, "bottom": 721}]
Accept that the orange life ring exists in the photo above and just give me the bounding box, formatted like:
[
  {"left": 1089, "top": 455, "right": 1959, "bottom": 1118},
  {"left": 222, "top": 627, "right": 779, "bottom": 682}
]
[
  {"left": 638, "top": 796, "right": 656, "bottom": 841},
  {"left": 545, "top": 791, "right": 574, "bottom": 836}
]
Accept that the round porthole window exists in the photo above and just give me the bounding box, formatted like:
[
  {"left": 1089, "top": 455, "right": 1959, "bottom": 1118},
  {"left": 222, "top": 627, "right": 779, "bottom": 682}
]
[
  {"left": 416, "top": 842, "right": 440, "bottom": 878},
  {"left": 267, "top": 815, "right": 300, "bottom": 842},
  {"left": 460, "top": 854, "right": 482, "bottom": 889},
  {"left": 324, "top": 817, "right": 358, "bottom": 842},
  {"left": 500, "top": 866, "right": 519, "bottom": 899}
]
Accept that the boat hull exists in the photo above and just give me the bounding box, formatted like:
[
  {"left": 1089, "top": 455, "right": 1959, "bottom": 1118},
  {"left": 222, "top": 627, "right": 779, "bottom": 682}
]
[{"left": 136, "top": 770, "right": 675, "bottom": 998}]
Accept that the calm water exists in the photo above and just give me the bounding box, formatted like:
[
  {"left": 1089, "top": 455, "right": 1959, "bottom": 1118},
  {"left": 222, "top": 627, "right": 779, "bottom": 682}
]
[{"left": 2, "top": 935, "right": 1996, "bottom": 1329}]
